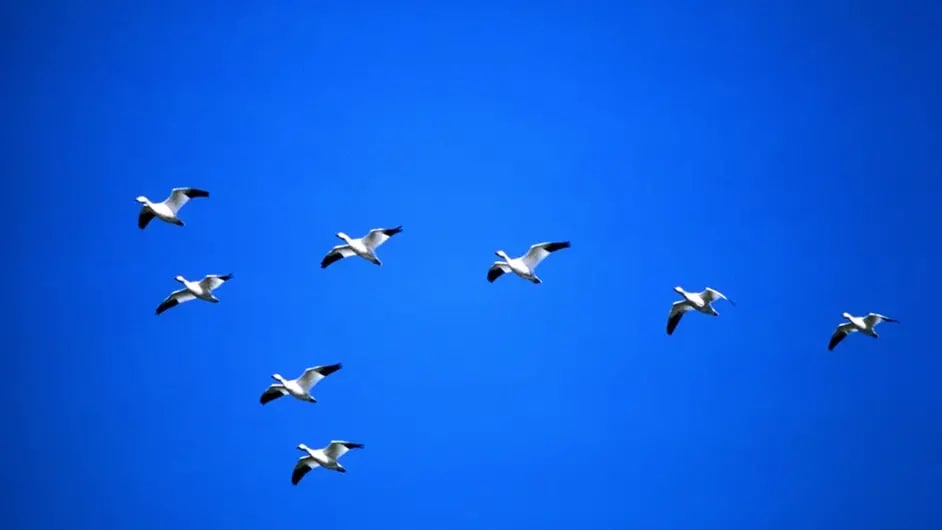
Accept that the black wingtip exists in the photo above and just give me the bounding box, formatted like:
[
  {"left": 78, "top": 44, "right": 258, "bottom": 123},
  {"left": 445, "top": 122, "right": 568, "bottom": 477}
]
[
  {"left": 185, "top": 188, "right": 210, "bottom": 198},
  {"left": 155, "top": 299, "right": 177, "bottom": 315},
  {"left": 220, "top": 273, "right": 233, "bottom": 281},
  {"left": 318, "top": 363, "right": 343, "bottom": 376},
  {"left": 384, "top": 225, "right": 403, "bottom": 236},
  {"left": 545, "top": 241, "right": 571, "bottom": 252},
  {"left": 828, "top": 333, "right": 845, "bottom": 351},
  {"left": 666, "top": 313, "right": 681, "bottom": 335},
  {"left": 487, "top": 267, "right": 504, "bottom": 283},
  {"left": 321, "top": 252, "right": 343, "bottom": 269}
]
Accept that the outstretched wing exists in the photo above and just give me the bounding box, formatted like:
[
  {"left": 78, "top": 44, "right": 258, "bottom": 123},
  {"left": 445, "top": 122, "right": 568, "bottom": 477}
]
[
  {"left": 864, "top": 313, "right": 898, "bottom": 327},
  {"left": 521, "top": 241, "right": 570, "bottom": 270},
  {"left": 702, "top": 288, "right": 734, "bottom": 305},
  {"left": 199, "top": 273, "right": 233, "bottom": 291},
  {"left": 321, "top": 245, "right": 356, "bottom": 269},
  {"left": 487, "top": 263, "right": 510, "bottom": 283},
  {"left": 165, "top": 187, "right": 210, "bottom": 214},
  {"left": 292, "top": 457, "right": 320, "bottom": 485},
  {"left": 156, "top": 289, "right": 196, "bottom": 315},
  {"left": 362, "top": 226, "right": 403, "bottom": 250},
  {"left": 325, "top": 441, "right": 364, "bottom": 460},
  {"left": 667, "top": 301, "right": 692, "bottom": 335},
  {"left": 138, "top": 208, "right": 155, "bottom": 230},
  {"left": 297, "top": 363, "right": 343, "bottom": 391},
  {"left": 259, "top": 385, "right": 287, "bottom": 405},
  {"left": 828, "top": 322, "right": 856, "bottom": 351}
]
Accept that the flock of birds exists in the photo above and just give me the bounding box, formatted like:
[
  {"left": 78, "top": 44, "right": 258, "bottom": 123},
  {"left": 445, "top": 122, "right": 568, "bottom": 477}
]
[{"left": 136, "top": 186, "right": 901, "bottom": 485}]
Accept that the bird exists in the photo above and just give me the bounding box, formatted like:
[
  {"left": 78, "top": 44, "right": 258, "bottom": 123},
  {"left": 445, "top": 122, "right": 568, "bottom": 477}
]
[
  {"left": 321, "top": 226, "right": 403, "bottom": 268},
  {"left": 292, "top": 441, "right": 365, "bottom": 485},
  {"left": 828, "top": 312, "right": 899, "bottom": 351},
  {"left": 136, "top": 187, "right": 210, "bottom": 229},
  {"left": 155, "top": 274, "right": 233, "bottom": 315},
  {"left": 487, "top": 241, "right": 571, "bottom": 284},
  {"left": 259, "top": 363, "right": 343, "bottom": 405},
  {"left": 666, "top": 286, "right": 735, "bottom": 335}
]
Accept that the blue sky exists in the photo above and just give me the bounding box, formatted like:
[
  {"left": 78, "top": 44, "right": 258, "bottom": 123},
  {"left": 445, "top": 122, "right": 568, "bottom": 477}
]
[{"left": 3, "top": 1, "right": 941, "bottom": 529}]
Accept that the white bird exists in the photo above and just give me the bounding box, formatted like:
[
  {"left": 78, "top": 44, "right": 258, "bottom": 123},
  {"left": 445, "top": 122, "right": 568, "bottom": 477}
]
[
  {"left": 136, "top": 187, "right": 210, "bottom": 229},
  {"left": 292, "top": 440, "right": 365, "bottom": 484},
  {"left": 155, "top": 273, "right": 233, "bottom": 315},
  {"left": 487, "top": 241, "right": 571, "bottom": 284},
  {"left": 259, "top": 363, "right": 342, "bottom": 405},
  {"left": 828, "top": 312, "right": 899, "bottom": 351},
  {"left": 321, "top": 226, "right": 403, "bottom": 268},
  {"left": 666, "top": 286, "right": 735, "bottom": 335}
]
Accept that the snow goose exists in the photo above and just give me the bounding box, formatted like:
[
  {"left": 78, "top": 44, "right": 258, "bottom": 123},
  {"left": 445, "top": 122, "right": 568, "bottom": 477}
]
[
  {"left": 136, "top": 187, "right": 209, "bottom": 229},
  {"left": 666, "top": 286, "right": 735, "bottom": 335},
  {"left": 292, "top": 441, "right": 365, "bottom": 484},
  {"left": 487, "top": 241, "right": 571, "bottom": 284},
  {"left": 260, "top": 363, "right": 342, "bottom": 405},
  {"left": 828, "top": 312, "right": 899, "bottom": 351},
  {"left": 155, "top": 273, "right": 233, "bottom": 315},
  {"left": 321, "top": 226, "right": 403, "bottom": 268}
]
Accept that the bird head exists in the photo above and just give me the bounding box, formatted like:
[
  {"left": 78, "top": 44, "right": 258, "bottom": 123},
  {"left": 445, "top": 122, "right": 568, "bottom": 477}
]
[
  {"left": 135, "top": 196, "right": 148, "bottom": 204},
  {"left": 296, "top": 443, "right": 311, "bottom": 453},
  {"left": 174, "top": 275, "right": 186, "bottom": 283},
  {"left": 336, "top": 232, "right": 350, "bottom": 241},
  {"left": 842, "top": 312, "right": 853, "bottom": 320},
  {"left": 495, "top": 250, "right": 509, "bottom": 260},
  {"left": 673, "top": 286, "right": 684, "bottom": 295}
]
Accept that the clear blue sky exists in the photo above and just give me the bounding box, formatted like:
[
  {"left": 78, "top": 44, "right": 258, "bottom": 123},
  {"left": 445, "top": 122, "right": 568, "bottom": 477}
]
[{"left": 3, "top": 1, "right": 941, "bottom": 529}]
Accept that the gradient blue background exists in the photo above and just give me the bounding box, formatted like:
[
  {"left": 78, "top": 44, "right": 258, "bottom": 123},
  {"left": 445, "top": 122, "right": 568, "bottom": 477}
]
[{"left": 3, "top": 1, "right": 941, "bottom": 529}]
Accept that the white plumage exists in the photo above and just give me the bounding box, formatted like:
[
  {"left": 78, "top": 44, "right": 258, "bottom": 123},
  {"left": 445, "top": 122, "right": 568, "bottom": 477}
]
[
  {"left": 260, "top": 363, "right": 343, "bottom": 405},
  {"left": 828, "top": 312, "right": 899, "bottom": 351},
  {"left": 666, "top": 286, "right": 735, "bottom": 335},
  {"left": 321, "top": 226, "right": 404, "bottom": 268},
  {"left": 155, "top": 273, "right": 233, "bottom": 315},
  {"left": 136, "top": 187, "right": 210, "bottom": 229},
  {"left": 487, "top": 241, "right": 571, "bottom": 284},
  {"left": 292, "top": 440, "right": 365, "bottom": 484}
]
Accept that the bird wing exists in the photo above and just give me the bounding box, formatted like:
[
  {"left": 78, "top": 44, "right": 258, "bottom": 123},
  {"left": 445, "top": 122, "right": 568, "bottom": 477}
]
[
  {"left": 487, "top": 262, "right": 510, "bottom": 283},
  {"left": 259, "top": 385, "right": 287, "bottom": 405},
  {"left": 199, "top": 273, "right": 233, "bottom": 291},
  {"left": 324, "top": 441, "right": 364, "bottom": 460},
  {"left": 292, "top": 457, "right": 320, "bottom": 485},
  {"left": 828, "top": 322, "right": 856, "bottom": 351},
  {"left": 864, "top": 313, "right": 897, "bottom": 327},
  {"left": 667, "top": 301, "right": 692, "bottom": 335},
  {"left": 138, "top": 208, "right": 155, "bottom": 229},
  {"left": 321, "top": 245, "right": 356, "bottom": 269},
  {"left": 521, "top": 241, "right": 570, "bottom": 270},
  {"left": 702, "top": 288, "right": 733, "bottom": 305},
  {"left": 362, "top": 226, "right": 403, "bottom": 250},
  {"left": 297, "top": 363, "right": 343, "bottom": 391},
  {"left": 155, "top": 289, "right": 196, "bottom": 315},
  {"left": 165, "top": 187, "right": 210, "bottom": 214}
]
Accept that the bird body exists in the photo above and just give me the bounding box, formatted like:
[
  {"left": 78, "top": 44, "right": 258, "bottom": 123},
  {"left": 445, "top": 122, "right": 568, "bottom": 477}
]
[
  {"left": 321, "top": 226, "right": 403, "bottom": 268},
  {"left": 292, "top": 441, "right": 365, "bottom": 484},
  {"left": 136, "top": 187, "right": 209, "bottom": 229},
  {"left": 155, "top": 274, "right": 233, "bottom": 315},
  {"left": 487, "top": 241, "right": 570, "bottom": 284},
  {"left": 828, "top": 312, "right": 899, "bottom": 350},
  {"left": 260, "top": 363, "right": 343, "bottom": 405},
  {"left": 667, "top": 286, "right": 735, "bottom": 335}
]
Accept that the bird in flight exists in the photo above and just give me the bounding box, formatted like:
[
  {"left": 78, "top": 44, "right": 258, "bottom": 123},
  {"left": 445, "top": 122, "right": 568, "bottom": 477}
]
[{"left": 136, "top": 187, "right": 210, "bottom": 229}]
